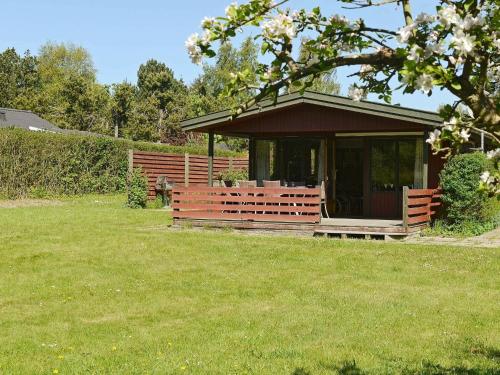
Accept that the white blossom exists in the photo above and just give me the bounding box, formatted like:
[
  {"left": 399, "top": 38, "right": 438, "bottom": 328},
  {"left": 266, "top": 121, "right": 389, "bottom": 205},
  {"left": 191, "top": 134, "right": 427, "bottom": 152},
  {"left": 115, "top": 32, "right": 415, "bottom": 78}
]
[
  {"left": 397, "top": 23, "right": 416, "bottom": 43},
  {"left": 486, "top": 148, "right": 500, "bottom": 159},
  {"left": 493, "top": 37, "right": 500, "bottom": 50},
  {"left": 415, "top": 12, "right": 435, "bottom": 24},
  {"left": 426, "top": 129, "right": 441, "bottom": 147},
  {"left": 359, "top": 64, "right": 374, "bottom": 76},
  {"left": 407, "top": 45, "right": 422, "bottom": 62},
  {"left": 451, "top": 28, "right": 476, "bottom": 55},
  {"left": 480, "top": 171, "right": 493, "bottom": 184},
  {"left": 262, "top": 66, "right": 276, "bottom": 81},
  {"left": 459, "top": 128, "right": 471, "bottom": 142},
  {"left": 438, "top": 5, "right": 460, "bottom": 28},
  {"left": 428, "top": 30, "right": 440, "bottom": 42},
  {"left": 443, "top": 117, "right": 458, "bottom": 132},
  {"left": 329, "top": 14, "right": 349, "bottom": 26},
  {"left": 424, "top": 42, "right": 445, "bottom": 58},
  {"left": 185, "top": 33, "right": 203, "bottom": 65},
  {"left": 348, "top": 87, "right": 365, "bottom": 102},
  {"left": 457, "top": 14, "right": 484, "bottom": 30},
  {"left": 201, "top": 17, "right": 215, "bottom": 29},
  {"left": 225, "top": 1, "right": 238, "bottom": 18},
  {"left": 262, "top": 13, "right": 296, "bottom": 41},
  {"left": 415, "top": 74, "right": 433, "bottom": 94},
  {"left": 449, "top": 55, "right": 464, "bottom": 66}
]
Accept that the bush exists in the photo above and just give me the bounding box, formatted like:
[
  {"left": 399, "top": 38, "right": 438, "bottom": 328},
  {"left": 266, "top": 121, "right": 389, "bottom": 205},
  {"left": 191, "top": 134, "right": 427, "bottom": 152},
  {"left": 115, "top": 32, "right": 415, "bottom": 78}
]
[
  {"left": 0, "top": 128, "right": 244, "bottom": 199},
  {"left": 437, "top": 152, "right": 496, "bottom": 234},
  {"left": 127, "top": 168, "right": 148, "bottom": 208}
]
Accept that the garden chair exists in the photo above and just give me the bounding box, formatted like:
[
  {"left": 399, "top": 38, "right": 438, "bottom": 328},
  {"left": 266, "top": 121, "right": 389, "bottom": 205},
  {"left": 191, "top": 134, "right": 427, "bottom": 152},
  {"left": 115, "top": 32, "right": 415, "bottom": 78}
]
[
  {"left": 320, "top": 181, "right": 329, "bottom": 218},
  {"left": 263, "top": 180, "right": 281, "bottom": 215}
]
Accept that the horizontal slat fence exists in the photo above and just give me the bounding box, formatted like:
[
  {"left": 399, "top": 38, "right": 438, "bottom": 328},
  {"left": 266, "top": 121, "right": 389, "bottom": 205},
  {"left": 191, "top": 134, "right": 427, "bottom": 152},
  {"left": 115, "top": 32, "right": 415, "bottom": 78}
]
[
  {"left": 403, "top": 187, "right": 442, "bottom": 228},
  {"left": 130, "top": 150, "right": 248, "bottom": 199},
  {"left": 172, "top": 186, "right": 321, "bottom": 223}
]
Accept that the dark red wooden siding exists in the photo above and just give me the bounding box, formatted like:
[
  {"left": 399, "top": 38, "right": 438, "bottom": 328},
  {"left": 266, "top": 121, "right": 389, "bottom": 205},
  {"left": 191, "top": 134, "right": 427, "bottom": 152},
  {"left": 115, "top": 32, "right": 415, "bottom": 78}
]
[{"left": 211, "top": 103, "right": 426, "bottom": 136}]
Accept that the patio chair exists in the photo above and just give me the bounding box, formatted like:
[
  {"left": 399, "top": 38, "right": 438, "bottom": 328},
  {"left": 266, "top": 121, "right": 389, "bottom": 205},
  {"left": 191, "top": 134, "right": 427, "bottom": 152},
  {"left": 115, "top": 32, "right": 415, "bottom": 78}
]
[
  {"left": 235, "top": 180, "right": 257, "bottom": 214},
  {"left": 263, "top": 180, "right": 281, "bottom": 215},
  {"left": 237, "top": 180, "right": 257, "bottom": 188},
  {"left": 263, "top": 180, "right": 281, "bottom": 188},
  {"left": 320, "top": 181, "right": 329, "bottom": 218}
]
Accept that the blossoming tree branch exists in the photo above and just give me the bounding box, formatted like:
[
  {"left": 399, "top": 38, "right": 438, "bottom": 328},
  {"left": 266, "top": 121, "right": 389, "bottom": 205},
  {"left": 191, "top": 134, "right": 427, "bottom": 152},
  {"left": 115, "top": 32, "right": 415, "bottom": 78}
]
[{"left": 186, "top": 0, "right": 499, "bottom": 194}]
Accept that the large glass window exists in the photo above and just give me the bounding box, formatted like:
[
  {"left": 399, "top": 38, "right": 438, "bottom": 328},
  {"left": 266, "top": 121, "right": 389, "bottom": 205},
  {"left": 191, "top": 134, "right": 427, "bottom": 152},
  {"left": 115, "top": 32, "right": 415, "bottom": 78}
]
[
  {"left": 371, "top": 140, "right": 396, "bottom": 191},
  {"left": 370, "top": 138, "right": 424, "bottom": 192},
  {"left": 399, "top": 138, "right": 423, "bottom": 189},
  {"left": 253, "top": 138, "right": 322, "bottom": 186}
]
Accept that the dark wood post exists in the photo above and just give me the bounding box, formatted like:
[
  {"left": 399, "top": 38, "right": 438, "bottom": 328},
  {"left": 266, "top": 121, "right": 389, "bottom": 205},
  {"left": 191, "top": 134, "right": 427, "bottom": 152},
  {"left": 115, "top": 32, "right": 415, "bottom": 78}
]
[
  {"left": 128, "top": 149, "right": 134, "bottom": 175},
  {"left": 402, "top": 186, "right": 409, "bottom": 230},
  {"left": 423, "top": 134, "right": 429, "bottom": 189},
  {"left": 208, "top": 131, "right": 214, "bottom": 187},
  {"left": 248, "top": 137, "right": 255, "bottom": 180},
  {"left": 184, "top": 153, "right": 190, "bottom": 187}
]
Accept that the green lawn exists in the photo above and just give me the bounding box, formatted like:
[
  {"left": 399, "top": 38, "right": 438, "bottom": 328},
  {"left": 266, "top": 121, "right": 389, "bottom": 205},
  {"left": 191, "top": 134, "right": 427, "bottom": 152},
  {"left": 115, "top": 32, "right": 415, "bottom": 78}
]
[{"left": 0, "top": 195, "right": 499, "bottom": 374}]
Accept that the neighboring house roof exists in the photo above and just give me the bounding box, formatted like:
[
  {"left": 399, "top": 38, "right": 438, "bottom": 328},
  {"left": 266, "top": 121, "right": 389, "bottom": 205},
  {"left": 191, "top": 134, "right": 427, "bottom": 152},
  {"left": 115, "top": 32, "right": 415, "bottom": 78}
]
[
  {"left": 0, "top": 107, "right": 64, "bottom": 132},
  {"left": 0, "top": 107, "right": 100, "bottom": 136},
  {"left": 181, "top": 90, "right": 443, "bottom": 132}
]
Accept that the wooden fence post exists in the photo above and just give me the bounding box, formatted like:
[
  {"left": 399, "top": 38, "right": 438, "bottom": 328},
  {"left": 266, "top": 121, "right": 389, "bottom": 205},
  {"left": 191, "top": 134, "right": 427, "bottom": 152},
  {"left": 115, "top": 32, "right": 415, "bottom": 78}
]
[
  {"left": 229, "top": 156, "right": 233, "bottom": 170},
  {"left": 128, "top": 149, "right": 134, "bottom": 175},
  {"left": 184, "top": 153, "right": 190, "bottom": 187},
  {"left": 402, "top": 186, "right": 409, "bottom": 230},
  {"left": 208, "top": 132, "right": 214, "bottom": 187}
]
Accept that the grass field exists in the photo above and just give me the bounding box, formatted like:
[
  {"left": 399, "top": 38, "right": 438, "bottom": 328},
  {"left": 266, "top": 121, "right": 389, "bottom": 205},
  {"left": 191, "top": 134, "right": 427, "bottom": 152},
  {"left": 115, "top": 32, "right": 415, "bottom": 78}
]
[{"left": 0, "top": 195, "right": 499, "bottom": 374}]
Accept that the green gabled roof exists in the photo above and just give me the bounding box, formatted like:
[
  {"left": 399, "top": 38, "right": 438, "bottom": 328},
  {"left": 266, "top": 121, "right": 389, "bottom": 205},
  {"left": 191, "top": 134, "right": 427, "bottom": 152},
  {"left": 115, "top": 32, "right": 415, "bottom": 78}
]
[{"left": 181, "top": 91, "right": 443, "bottom": 132}]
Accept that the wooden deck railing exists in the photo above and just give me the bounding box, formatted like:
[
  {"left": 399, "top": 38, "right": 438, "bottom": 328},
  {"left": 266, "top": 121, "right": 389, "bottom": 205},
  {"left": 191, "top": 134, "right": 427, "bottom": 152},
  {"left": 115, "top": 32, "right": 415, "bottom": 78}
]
[
  {"left": 172, "top": 186, "right": 321, "bottom": 223},
  {"left": 402, "top": 187, "right": 442, "bottom": 229}
]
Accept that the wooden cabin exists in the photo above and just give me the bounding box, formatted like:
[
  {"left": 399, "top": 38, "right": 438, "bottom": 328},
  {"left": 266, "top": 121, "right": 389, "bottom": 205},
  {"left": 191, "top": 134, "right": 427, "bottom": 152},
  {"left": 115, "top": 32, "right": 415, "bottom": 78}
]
[{"left": 174, "top": 91, "right": 466, "bottom": 238}]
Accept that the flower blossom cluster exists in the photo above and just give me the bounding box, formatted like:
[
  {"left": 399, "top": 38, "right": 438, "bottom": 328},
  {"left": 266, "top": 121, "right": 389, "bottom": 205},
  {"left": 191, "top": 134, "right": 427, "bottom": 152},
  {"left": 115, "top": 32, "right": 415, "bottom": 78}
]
[
  {"left": 480, "top": 171, "right": 499, "bottom": 195},
  {"left": 261, "top": 13, "right": 297, "bottom": 41},
  {"left": 486, "top": 148, "right": 500, "bottom": 160},
  {"left": 185, "top": 33, "right": 204, "bottom": 65},
  {"left": 348, "top": 87, "right": 365, "bottom": 102}
]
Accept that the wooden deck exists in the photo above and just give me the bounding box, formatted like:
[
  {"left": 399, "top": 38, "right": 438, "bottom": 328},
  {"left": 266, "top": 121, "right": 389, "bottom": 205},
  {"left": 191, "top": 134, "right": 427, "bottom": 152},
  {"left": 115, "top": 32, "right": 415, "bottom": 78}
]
[
  {"left": 314, "top": 218, "right": 422, "bottom": 239},
  {"left": 171, "top": 186, "right": 440, "bottom": 240},
  {"left": 172, "top": 217, "right": 425, "bottom": 239}
]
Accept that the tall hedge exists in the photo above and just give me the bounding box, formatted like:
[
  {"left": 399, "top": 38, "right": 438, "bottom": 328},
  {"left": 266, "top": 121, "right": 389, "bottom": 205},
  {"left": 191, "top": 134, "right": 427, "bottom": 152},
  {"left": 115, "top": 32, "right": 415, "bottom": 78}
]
[
  {"left": 0, "top": 129, "right": 240, "bottom": 199},
  {"left": 439, "top": 152, "right": 493, "bottom": 225}
]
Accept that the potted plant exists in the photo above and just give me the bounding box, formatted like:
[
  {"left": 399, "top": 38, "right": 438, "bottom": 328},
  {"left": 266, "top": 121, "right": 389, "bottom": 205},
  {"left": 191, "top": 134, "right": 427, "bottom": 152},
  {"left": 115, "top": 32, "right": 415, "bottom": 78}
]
[{"left": 218, "top": 168, "right": 248, "bottom": 187}]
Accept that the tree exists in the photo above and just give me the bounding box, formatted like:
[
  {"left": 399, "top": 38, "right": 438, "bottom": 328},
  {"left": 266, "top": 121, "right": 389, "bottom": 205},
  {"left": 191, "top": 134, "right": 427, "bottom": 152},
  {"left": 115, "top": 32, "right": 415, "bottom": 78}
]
[
  {"left": 291, "top": 37, "right": 341, "bottom": 95},
  {"left": 35, "top": 42, "right": 112, "bottom": 133},
  {"left": 134, "top": 59, "right": 188, "bottom": 142},
  {"left": 191, "top": 37, "right": 259, "bottom": 111},
  {"left": 190, "top": 37, "right": 259, "bottom": 151},
  {"left": 0, "top": 48, "right": 40, "bottom": 109},
  {"left": 59, "top": 74, "right": 112, "bottom": 133},
  {"left": 111, "top": 81, "right": 136, "bottom": 137},
  {"left": 187, "top": 0, "right": 500, "bottom": 193},
  {"left": 38, "top": 42, "right": 95, "bottom": 83}
]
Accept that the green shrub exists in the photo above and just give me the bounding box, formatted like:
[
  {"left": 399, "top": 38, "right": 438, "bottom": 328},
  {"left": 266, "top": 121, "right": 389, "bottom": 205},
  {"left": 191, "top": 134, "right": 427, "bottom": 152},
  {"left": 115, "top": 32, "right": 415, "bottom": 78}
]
[
  {"left": 0, "top": 128, "right": 244, "bottom": 199},
  {"left": 127, "top": 168, "right": 148, "bottom": 208},
  {"left": 436, "top": 152, "right": 497, "bottom": 235}
]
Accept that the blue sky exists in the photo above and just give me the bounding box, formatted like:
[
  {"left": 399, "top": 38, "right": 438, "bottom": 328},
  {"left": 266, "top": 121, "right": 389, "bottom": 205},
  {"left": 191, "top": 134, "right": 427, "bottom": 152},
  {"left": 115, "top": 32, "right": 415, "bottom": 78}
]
[{"left": 1, "top": 0, "right": 455, "bottom": 111}]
